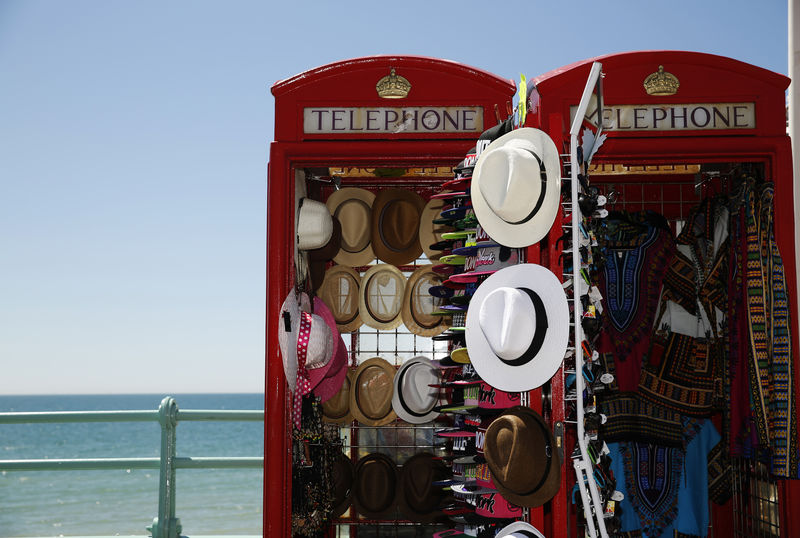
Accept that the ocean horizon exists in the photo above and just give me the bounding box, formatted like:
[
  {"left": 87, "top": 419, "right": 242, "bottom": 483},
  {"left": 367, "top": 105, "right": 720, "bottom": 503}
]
[{"left": 0, "top": 393, "right": 265, "bottom": 537}]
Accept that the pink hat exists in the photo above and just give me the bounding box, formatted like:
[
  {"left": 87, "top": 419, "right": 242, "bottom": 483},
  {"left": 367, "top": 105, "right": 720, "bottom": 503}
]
[
  {"left": 312, "top": 296, "right": 348, "bottom": 402},
  {"left": 474, "top": 491, "right": 523, "bottom": 519}
]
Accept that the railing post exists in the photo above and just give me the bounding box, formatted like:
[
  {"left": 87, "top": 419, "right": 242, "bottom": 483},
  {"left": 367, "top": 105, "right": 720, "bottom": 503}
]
[{"left": 148, "top": 396, "right": 182, "bottom": 538}]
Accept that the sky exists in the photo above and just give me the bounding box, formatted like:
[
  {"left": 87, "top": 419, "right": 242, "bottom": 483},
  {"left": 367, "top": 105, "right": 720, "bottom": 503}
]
[{"left": 0, "top": 1, "right": 790, "bottom": 395}]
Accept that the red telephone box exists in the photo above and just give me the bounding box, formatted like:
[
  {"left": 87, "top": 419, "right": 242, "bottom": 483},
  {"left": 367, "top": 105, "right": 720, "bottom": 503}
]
[
  {"left": 265, "top": 55, "right": 518, "bottom": 537},
  {"left": 528, "top": 50, "right": 799, "bottom": 538},
  {"left": 265, "top": 51, "right": 800, "bottom": 537}
]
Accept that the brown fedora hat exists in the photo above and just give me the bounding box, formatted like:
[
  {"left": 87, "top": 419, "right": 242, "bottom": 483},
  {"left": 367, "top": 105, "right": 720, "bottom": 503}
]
[
  {"left": 352, "top": 452, "right": 399, "bottom": 519},
  {"left": 322, "top": 369, "right": 354, "bottom": 425},
  {"left": 350, "top": 357, "right": 397, "bottom": 426},
  {"left": 359, "top": 264, "right": 406, "bottom": 330},
  {"left": 399, "top": 452, "right": 450, "bottom": 523},
  {"left": 401, "top": 265, "right": 450, "bottom": 337},
  {"left": 308, "top": 216, "right": 342, "bottom": 292},
  {"left": 371, "top": 188, "right": 426, "bottom": 266},
  {"left": 483, "top": 406, "right": 561, "bottom": 508},
  {"left": 326, "top": 187, "right": 376, "bottom": 267},
  {"left": 332, "top": 451, "right": 355, "bottom": 517},
  {"left": 318, "top": 265, "right": 363, "bottom": 333}
]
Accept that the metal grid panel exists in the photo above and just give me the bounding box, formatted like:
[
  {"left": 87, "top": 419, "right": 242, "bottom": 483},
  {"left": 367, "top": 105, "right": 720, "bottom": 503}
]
[
  {"left": 317, "top": 176, "right": 454, "bottom": 535},
  {"left": 731, "top": 457, "right": 780, "bottom": 537}
]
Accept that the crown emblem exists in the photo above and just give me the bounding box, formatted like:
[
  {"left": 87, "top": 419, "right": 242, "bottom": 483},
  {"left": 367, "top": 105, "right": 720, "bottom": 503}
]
[
  {"left": 376, "top": 68, "right": 411, "bottom": 99},
  {"left": 643, "top": 65, "right": 679, "bottom": 96}
]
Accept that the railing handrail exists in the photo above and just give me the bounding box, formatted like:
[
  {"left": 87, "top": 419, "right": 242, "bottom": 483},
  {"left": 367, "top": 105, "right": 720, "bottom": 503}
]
[{"left": 0, "top": 396, "right": 264, "bottom": 538}]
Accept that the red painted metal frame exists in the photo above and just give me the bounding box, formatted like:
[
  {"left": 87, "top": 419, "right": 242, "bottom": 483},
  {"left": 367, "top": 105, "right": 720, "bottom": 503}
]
[
  {"left": 265, "top": 56, "right": 516, "bottom": 537},
  {"left": 529, "top": 51, "right": 799, "bottom": 538}
]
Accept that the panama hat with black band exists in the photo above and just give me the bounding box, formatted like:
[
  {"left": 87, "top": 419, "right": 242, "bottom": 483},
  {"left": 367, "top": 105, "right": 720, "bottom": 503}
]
[
  {"left": 470, "top": 128, "right": 561, "bottom": 248},
  {"left": 392, "top": 356, "right": 441, "bottom": 424},
  {"left": 465, "top": 263, "right": 569, "bottom": 392}
]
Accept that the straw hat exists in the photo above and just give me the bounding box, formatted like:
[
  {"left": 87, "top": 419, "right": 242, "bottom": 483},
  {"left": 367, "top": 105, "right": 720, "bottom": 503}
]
[
  {"left": 371, "top": 188, "right": 426, "bottom": 266},
  {"left": 350, "top": 357, "right": 397, "bottom": 426},
  {"left": 318, "top": 265, "right": 363, "bottom": 333},
  {"left": 352, "top": 453, "right": 400, "bottom": 519},
  {"left": 326, "top": 187, "right": 376, "bottom": 267},
  {"left": 392, "top": 356, "right": 441, "bottom": 424},
  {"left": 465, "top": 264, "right": 569, "bottom": 392},
  {"left": 419, "top": 198, "right": 447, "bottom": 260},
  {"left": 359, "top": 264, "right": 406, "bottom": 330},
  {"left": 470, "top": 128, "right": 561, "bottom": 248},
  {"left": 483, "top": 406, "right": 561, "bottom": 508},
  {"left": 401, "top": 265, "right": 449, "bottom": 337},
  {"left": 322, "top": 369, "right": 354, "bottom": 424}
]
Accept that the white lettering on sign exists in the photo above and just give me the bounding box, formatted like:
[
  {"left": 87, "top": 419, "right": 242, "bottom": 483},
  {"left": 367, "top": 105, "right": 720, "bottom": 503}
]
[
  {"left": 303, "top": 106, "right": 484, "bottom": 134},
  {"left": 569, "top": 102, "right": 755, "bottom": 131}
]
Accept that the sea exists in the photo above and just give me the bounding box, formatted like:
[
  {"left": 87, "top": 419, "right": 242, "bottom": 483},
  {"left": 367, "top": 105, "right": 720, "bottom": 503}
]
[{"left": 0, "top": 394, "right": 264, "bottom": 537}]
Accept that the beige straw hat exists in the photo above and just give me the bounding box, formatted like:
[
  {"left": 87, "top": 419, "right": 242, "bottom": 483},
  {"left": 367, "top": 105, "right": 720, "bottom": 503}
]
[
  {"left": 401, "top": 265, "right": 449, "bottom": 337},
  {"left": 318, "top": 265, "right": 363, "bottom": 333},
  {"left": 359, "top": 264, "right": 406, "bottom": 330},
  {"left": 326, "top": 188, "right": 376, "bottom": 267},
  {"left": 350, "top": 357, "right": 397, "bottom": 426}
]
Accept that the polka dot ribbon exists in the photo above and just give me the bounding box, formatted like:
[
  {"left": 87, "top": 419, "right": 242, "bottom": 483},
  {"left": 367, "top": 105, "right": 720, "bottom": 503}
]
[{"left": 292, "top": 310, "right": 313, "bottom": 429}]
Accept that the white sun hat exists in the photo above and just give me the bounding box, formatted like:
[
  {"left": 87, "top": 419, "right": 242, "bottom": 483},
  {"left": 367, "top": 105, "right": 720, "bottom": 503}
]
[
  {"left": 392, "top": 356, "right": 441, "bottom": 424},
  {"left": 470, "top": 128, "right": 561, "bottom": 248},
  {"left": 465, "top": 263, "right": 569, "bottom": 392},
  {"left": 495, "top": 521, "right": 546, "bottom": 538}
]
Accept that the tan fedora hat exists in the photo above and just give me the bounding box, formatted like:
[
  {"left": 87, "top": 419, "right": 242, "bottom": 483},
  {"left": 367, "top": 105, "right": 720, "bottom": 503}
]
[
  {"left": 401, "top": 265, "right": 449, "bottom": 337},
  {"left": 326, "top": 188, "right": 376, "bottom": 267},
  {"left": 483, "top": 405, "right": 561, "bottom": 508},
  {"left": 359, "top": 264, "right": 406, "bottom": 330},
  {"left": 318, "top": 265, "right": 363, "bottom": 333},
  {"left": 350, "top": 357, "right": 397, "bottom": 426},
  {"left": 322, "top": 369, "right": 355, "bottom": 425},
  {"left": 371, "top": 188, "right": 426, "bottom": 266},
  {"left": 419, "top": 198, "right": 447, "bottom": 260}
]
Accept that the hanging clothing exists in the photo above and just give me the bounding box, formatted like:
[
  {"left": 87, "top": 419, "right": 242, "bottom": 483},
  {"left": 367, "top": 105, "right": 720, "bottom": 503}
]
[
  {"left": 609, "top": 418, "right": 720, "bottom": 538},
  {"left": 744, "top": 181, "right": 799, "bottom": 478},
  {"left": 638, "top": 197, "right": 727, "bottom": 417},
  {"left": 597, "top": 212, "right": 676, "bottom": 392}
]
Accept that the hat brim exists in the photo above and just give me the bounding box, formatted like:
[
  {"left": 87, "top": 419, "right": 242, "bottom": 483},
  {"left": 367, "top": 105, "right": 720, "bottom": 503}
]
[
  {"left": 326, "top": 188, "right": 376, "bottom": 267},
  {"left": 470, "top": 128, "right": 561, "bottom": 248},
  {"left": 496, "top": 521, "right": 546, "bottom": 538},
  {"left": 350, "top": 357, "right": 398, "bottom": 426},
  {"left": 392, "top": 356, "right": 441, "bottom": 424},
  {"left": 420, "top": 198, "right": 447, "bottom": 260},
  {"left": 359, "top": 264, "right": 406, "bottom": 330},
  {"left": 322, "top": 370, "right": 355, "bottom": 424},
  {"left": 401, "top": 265, "right": 450, "bottom": 337},
  {"left": 465, "top": 264, "right": 569, "bottom": 392},
  {"left": 313, "top": 334, "right": 348, "bottom": 402}
]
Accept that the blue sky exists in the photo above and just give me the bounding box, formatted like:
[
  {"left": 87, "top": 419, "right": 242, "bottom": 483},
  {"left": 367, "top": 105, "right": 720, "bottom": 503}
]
[{"left": 0, "top": 1, "right": 789, "bottom": 394}]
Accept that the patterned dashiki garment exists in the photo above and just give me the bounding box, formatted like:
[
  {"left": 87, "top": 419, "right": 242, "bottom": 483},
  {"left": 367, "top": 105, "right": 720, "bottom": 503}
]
[
  {"left": 744, "top": 180, "right": 799, "bottom": 478},
  {"left": 609, "top": 418, "right": 720, "bottom": 537},
  {"left": 638, "top": 197, "right": 727, "bottom": 417},
  {"left": 598, "top": 212, "right": 676, "bottom": 392}
]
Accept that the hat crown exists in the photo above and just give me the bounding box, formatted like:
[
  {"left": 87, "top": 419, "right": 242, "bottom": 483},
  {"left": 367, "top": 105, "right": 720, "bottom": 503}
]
[
  {"left": 364, "top": 268, "right": 404, "bottom": 323},
  {"left": 356, "top": 364, "right": 394, "bottom": 419},
  {"left": 335, "top": 198, "right": 372, "bottom": 254},
  {"left": 297, "top": 198, "right": 333, "bottom": 250},
  {"left": 303, "top": 313, "right": 333, "bottom": 370},
  {"left": 401, "top": 362, "right": 438, "bottom": 413},
  {"left": 380, "top": 198, "right": 421, "bottom": 251},
  {"left": 486, "top": 413, "right": 548, "bottom": 493},
  {"left": 479, "top": 287, "right": 537, "bottom": 360},
  {"left": 322, "top": 372, "right": 352, "bottom": 419},
  {"left": 478, "top": 139, "right": 544, "bottom": 224}
]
